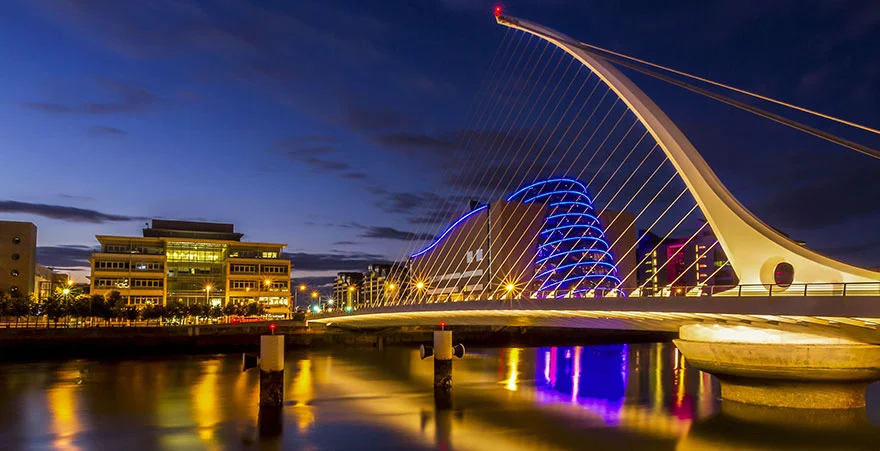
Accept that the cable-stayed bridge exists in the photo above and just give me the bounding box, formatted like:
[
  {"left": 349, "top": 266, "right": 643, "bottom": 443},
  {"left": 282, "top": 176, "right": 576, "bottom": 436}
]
[{"left": 313, "top": 10, "right": 880, "bottom": 409}]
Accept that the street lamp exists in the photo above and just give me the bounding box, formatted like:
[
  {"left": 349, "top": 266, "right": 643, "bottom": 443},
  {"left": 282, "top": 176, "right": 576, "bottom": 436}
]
[{"left": 205, "top": 284, "right": 212, "bottom": 305}]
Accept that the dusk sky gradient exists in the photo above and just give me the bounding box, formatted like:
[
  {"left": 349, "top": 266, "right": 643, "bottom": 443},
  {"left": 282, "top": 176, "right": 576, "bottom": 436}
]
[{"left": 1, "top": 0, "right": 878, "bottom": 284}]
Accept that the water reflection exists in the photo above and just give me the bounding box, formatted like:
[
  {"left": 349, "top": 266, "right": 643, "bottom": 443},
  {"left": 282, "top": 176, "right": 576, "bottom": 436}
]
[{"left": 0, "top": 343, "right": 878, "bottom": 450}]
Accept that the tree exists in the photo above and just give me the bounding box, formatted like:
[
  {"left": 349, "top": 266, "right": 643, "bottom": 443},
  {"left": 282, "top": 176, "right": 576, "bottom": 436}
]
[
  {"left": 141, "top": 304, "right": 164, "bottom": 325},
  {"left": 121, "top": 305, "right": 140, "bottom": 323},
  {"left": 90, "top": 294, "right": 108, "bottom": 325},
  {"left": 186, "top": 303, "right": 207, "bottom": 319},
  {"left": 165, "top": 301, "right": 186, "bottom": 321},
  {"left": 106, "top": 291, "right": 125, "bottom": 323},
  {"left": 245, "top": 302, "right": 267, "bottom": 317},
  {"left": 0, "top": 293, "right": 9, "bottom": 322},
  {"left": 7, "top": 295, "right": 30, "bottom": 327},
  {"left": 69, "top": 295, "right": 91, "bottom": 325},
  {"left": 41, "top": 297, "right": 66, "bottom": 327},
  {"left": 208, "top": 305, "right": 224, "bottom": 321}
]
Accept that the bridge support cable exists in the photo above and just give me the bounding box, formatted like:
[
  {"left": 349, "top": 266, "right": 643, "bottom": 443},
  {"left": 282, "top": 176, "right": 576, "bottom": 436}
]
[
  {"left": 547, "top": 183, "right": 697, "bottom": 296},
  {"left": 384, "top": 30, "right": 515, "bottom": 298},
  {"left": 483, "top": 97, "right": 634, "bottom": 297},
  {"left": 390, "top": 30, "right": 527, "bottom": 279},
  {"left": 485, "top": 99, "right": 638, "bottom": 298},
  {"left": 571, "top": 40, "right": 880, "bottom": 139},
  {"left": 421, "top": 42, "right": 574, "bottom": 300},
  {"left": 587, "top": 51, "right": 880, "bottom": 161},
  {"left": 423, "top": 38, "right": 624, "bottom": 302},
  {"left": 412, "top": 35, "right": 568, "bottom": 301},
  {"left": 614, "top": 203, "right": 703, "bottom": 293},
  {"left": 495, "top": 14, "right": 880, "bottom": 290},
  {"left": 634, "top": 222, "right": 712, "bottom": 294},
  {"left": 392, "top": 31, "right": 540, "bottom": 303},
  {"left": 428, "top": 54, "right": 585, "bottom": 300}
]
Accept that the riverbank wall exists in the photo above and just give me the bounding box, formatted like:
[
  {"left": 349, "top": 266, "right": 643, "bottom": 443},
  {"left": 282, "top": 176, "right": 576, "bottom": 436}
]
[{"left": 0, "top": 322, "right": 674, "bottom": 360}]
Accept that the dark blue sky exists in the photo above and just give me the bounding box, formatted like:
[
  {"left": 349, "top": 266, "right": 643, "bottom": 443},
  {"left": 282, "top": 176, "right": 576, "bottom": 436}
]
[{"left": 2, "top": 0, "right": 878, "bottom": 281}]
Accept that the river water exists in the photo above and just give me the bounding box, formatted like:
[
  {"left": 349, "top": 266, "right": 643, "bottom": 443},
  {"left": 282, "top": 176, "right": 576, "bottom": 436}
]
[{"left": 2, "top": 343, "right": 880, "bottom": 450}]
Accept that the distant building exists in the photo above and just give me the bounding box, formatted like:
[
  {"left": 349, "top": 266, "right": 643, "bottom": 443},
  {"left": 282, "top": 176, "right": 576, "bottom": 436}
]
[
  {"left": 89, "top": 219, "right": 291, "bottom": 312},
  {"left": 408, "top": 179, "right": 633, "bottom": 301},
  {"left": 333, "top": 272, "right": 363, "bottom": 310},
  {"left": 359, "top": 263, "right": 410, "bottom": 308},
  {"left": 35, "top": 264, "right": 68, "bottom": 301},
  {"left": 0, "top": 221, "right": 37, "bottom": 298},
  {"left": 636, "top": 219, "right": 739, "bottom": 296}
]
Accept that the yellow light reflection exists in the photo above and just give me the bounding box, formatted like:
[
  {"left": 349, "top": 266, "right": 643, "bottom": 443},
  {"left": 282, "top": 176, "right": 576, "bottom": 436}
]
[
  {"left": 505, "top": 348, "right": 521, "bottom": 391},
  {"left": 651, "top": 343, "right": 663, "bottom": 411},
  {"left": 675, "top": 349, "right": 687, "bottom": 410},
  {"left": 47, "top": 382, "right": 82, "bottom": 450},
  {"left": 290, "top": 359, "right": 316, "bottom": 433},
  {"left": 192, "top": 360, "right": 220, "bottom": 447}
]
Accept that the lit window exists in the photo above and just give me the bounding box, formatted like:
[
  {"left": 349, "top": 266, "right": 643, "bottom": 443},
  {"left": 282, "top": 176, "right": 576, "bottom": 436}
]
[{"left": 12, "top": 237, "right": 21, "bottom": 244}]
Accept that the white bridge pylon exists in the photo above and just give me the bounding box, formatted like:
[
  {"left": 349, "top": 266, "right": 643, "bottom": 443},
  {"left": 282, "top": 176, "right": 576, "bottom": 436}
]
[{"left": 496, "top": 14, "right": 880, "bottom": 292}]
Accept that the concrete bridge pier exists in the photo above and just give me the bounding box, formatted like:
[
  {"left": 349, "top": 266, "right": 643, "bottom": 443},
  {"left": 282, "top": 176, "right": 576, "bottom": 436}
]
[{"left": 674, "top": 324, "right": 880, "bottom": 409}]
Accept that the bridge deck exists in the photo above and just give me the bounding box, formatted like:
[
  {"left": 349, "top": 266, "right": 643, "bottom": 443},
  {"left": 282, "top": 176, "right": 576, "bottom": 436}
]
[{"left": 309, "top": 296, "right": 880, "bottom": 343}]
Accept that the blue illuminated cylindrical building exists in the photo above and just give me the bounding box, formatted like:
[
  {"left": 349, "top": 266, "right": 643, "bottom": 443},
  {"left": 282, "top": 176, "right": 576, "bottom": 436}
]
[{"left": 506, "top": 178, "right": 621, "bottom": 296}]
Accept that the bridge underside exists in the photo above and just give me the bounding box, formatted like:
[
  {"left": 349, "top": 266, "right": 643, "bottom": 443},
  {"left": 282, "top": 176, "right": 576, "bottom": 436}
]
[{"left": 309, "top": 297, "right": 880, "bottom": 344}]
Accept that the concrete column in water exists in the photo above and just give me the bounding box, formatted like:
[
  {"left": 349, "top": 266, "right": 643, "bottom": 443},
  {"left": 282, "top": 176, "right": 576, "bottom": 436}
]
[
  {"left": 674, "top": 324, "right": 880, "bottom": 409},
  {"left": 260, "top": 335, "right": 285, "bottom": 407},
  {"left": 434, "top": 330, "right": 453, "bottom": 409}
]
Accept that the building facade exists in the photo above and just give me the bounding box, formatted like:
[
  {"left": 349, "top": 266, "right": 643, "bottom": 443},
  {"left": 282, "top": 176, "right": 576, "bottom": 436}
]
[
  {"left": 408, "top": 178, "right": 635, "bottom": 301},
  {"left": 89, "top": 220, "right": 291, "bottom": 312},
  {"left": 636, "top": 219, "right": 739, "bottom": 296},
  {"left": 0, "top": 221, "right": 37, "bottom": 298},
  {"left": 35, "top": 264, "right": 68, "bottom": 300},
  {"left": 333, "top": 272, "right": 363, "bottom": 311}
]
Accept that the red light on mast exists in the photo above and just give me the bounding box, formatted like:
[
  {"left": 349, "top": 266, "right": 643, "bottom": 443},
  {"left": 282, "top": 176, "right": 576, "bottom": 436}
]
[
  {"left": 440, "top": 321, "right": 447, "bottom": 330},
  {"left": 269, "top": 323, "right": 277, "bottom": 334},
  {"left": 494, "top": 6, "right": 502, "bottom": 17}
]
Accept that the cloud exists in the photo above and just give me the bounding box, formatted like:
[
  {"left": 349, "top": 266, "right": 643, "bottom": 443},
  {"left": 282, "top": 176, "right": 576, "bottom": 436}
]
[
  {"left": 0, "top": 200, "right": 145, "bottom": 223},
  {"left": 371, "top": 132, "right": 457, "bottom": 153},
  {"left": 37, "top": 245, "right": 96, "bottom": 269},
  {"left": 332, "top": 240, "right": 358, "bottom": 246},
  {"left": 341, "top": 172, "right": 369, "bottom": 180},
  {"left": 283, "top": 251, "right": 391, "bottom": 271},
  {"left": 58, "top": 193, "right": 94, "bottom": 201},
  {"left": 335, "top": 102, "right": 413, "bottom": 132},
  {"left": 23, "top": 80, "right": 159, "bottom": 115},
  {"left": 88, "top": 125, "right": 128, "bottom": 136},
  {"left": 275, "top": 135, "right": 354, "bottom": 173},
  {"left": 360, "top": 226, "right": 435, "bottom": 241}
]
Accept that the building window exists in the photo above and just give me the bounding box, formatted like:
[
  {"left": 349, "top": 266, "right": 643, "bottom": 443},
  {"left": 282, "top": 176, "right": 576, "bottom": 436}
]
[
  {"left": 261, "top": 265, "right": 287, "bottom": 275},
  {"left": 132, "top": 279, "right": 163, "bottom": 288},
  {"left": 231, "top": 264, "right": 258, "bottom": 274},
  {"left": 12, "top": 237, "right": 20, "bottom": 244},
  {"left": 262, "top": 251, "right": 278, "bottom": 259},
  {"left": 10, "top": 270, "right": 19, "bottom": 277},
  {"left": 231, "top": 280, "right": 257, "bottom": 290},
  {"left": 133, "top": 262, "right": 163, "bottom": 271},
  {"left": 11, "top": 253, "right": 19, "bottom": 261},
  {"left": 96, "top": 261, "right": 130, "bottom": 270}
]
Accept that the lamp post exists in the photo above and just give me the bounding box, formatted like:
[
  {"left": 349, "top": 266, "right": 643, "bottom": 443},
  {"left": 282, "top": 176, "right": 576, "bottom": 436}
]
[
  {"left": 205, "top": 284, "right": 212, "bottom": 305},
  {"left": 413, "top": 281, "right": 427, "bottom": 304}
]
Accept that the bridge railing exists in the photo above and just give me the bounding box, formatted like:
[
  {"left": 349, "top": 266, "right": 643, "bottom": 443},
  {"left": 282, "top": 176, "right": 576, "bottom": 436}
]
[{"left": 616, "top": 282, "right": 880, "bottom": 298}]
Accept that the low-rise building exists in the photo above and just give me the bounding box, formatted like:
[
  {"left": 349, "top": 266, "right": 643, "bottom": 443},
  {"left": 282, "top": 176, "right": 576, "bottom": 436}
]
[
  {"left": 333, "top": 272, "right": 363, "bottom": 310},
  {"left": 89, "top": 219, "right": 291, "bottom": 313},
  {"left": 0, "top": 221, "right": 37, "bottom": 298}
]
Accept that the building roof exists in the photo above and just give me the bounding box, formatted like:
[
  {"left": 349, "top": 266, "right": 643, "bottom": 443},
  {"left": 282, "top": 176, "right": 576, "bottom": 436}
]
[{"left": 143, "top": 219, "right": 244, "bottom": 241}]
